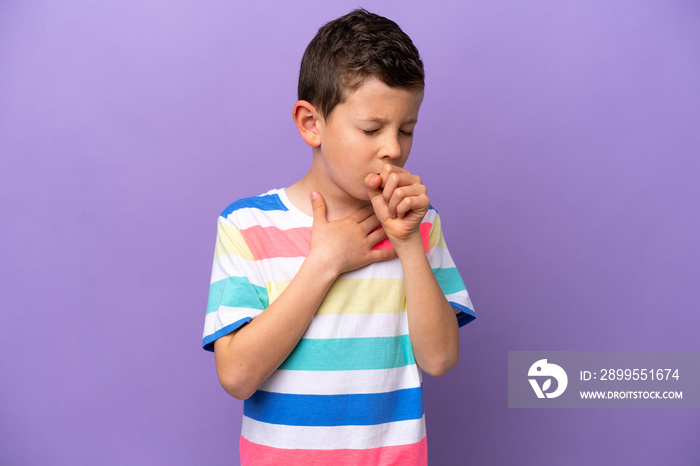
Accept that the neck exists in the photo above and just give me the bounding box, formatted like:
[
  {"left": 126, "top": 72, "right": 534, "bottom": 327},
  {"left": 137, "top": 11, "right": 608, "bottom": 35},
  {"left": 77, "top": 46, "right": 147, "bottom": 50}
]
[{"left": 286, "top": 156, "right": 370, "bottom": 222}]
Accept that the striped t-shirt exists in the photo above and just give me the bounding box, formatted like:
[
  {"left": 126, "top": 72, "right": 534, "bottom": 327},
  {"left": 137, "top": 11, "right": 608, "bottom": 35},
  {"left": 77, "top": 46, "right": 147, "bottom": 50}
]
[{"left": 203, "top": 188, "right": 475, "bottom": 465}]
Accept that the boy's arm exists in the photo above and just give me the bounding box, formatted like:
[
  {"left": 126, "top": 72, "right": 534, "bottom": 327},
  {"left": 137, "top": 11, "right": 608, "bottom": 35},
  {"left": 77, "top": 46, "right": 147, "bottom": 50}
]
[
  {"left": 214, "top": 192, "right": 396, "bottom": 400},
  {"left": 366, "top": 165, "right": 460, "bottom": 377}
]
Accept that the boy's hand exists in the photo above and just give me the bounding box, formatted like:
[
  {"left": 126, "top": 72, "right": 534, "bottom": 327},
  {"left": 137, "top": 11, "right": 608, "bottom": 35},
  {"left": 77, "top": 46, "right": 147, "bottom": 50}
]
[
  {"left": 365, "top": 164, "right": 429, "bottom": 244},
  {"left": 307, "top": 191, "right": 397, "bottom": 277}
]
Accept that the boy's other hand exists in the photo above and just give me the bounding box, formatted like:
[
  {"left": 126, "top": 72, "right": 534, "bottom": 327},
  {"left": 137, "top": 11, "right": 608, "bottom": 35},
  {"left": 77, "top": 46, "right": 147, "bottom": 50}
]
[
  {"left": 365, "top": 164, "right": 429, "bottom": 244},
  {"left": 308, "top": 191, "right": 397, "bottom": 277}
]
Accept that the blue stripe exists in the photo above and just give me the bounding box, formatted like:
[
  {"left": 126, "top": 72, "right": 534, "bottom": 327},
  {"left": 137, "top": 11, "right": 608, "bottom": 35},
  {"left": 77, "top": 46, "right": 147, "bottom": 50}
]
[
  {"left": 433, "top": 267, "right": 466, "bottom": 295},
  {"left": 278, "top": 335, "right": 415, "bottom": 371},
  {"left": 220, "top": 193, "right": 288, "bottom": 217},
  {"left": 244, "top": 387, "right": 424, "bottom": 426},
  {"left": 451, "top": 302, "right": 476, "bottom": 327},
  {"left": 202, "top": 317, "right": 252, "bottom": 352},
  {"left": 207, "top": 276, "right": 268, "bottom": 314}
]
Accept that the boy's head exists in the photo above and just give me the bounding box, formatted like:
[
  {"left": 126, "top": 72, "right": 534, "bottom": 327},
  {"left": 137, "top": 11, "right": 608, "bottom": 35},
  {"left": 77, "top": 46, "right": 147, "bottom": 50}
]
[{"left": 298, "top": 9, "right": 424, "bottom": 121}]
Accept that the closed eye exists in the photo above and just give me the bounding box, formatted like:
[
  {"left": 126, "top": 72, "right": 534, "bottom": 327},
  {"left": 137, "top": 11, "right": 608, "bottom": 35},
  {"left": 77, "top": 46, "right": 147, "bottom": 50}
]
[{"left": 362, "top": 129, "right": 379, "bottom": 136}]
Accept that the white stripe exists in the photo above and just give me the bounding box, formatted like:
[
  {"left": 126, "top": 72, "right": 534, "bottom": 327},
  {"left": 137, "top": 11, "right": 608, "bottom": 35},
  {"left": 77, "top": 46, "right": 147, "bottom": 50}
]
[
  {"left": 428, "top": 246, "right": 456, "bottom": 269},
  {"left": 213, "top": 247, "right": 453, "bottom": 284},
  {"left": 446, "top": 290, "right": 473, "bottom": 310},
  {"left": 203, "top": 306, "right": 260, "bottom": 338},
  {"left": 229, "top": 197, "right": 437, "bottom": 234},
  {"left": 259, "top": 366, "right": 421, "bottom": 395},
  {"left": 242, "top": 415, "right": 426, "bottom": 450},
  {"left": 231, "top": 205, "right": 311, "bottom": 230},
  {"left": 211, "top": 254, "right": 265, "bottom": 287},
  {"left": 256, "top": 256, "right": 304, "bottom": 283},
  {"left": 212, "top": 245, "right": 445, "bottom": 286},
  {"left": 342, "top": 257, "right": 404, "bottom": 279},
  {"left": 423, "top": 208, "right": 438, "bottom": 223},
  {"left": 235, "top": 255, "right": 405, "bottom": 283},
  {"left": 303, "top": 312, "right": 408, "bottom": 339}
]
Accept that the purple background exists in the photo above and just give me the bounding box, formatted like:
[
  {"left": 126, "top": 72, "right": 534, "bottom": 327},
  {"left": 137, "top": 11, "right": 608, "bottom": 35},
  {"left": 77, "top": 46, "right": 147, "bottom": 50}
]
[{"left": 2, "top": 1, "right": 699, "bottom": 464}]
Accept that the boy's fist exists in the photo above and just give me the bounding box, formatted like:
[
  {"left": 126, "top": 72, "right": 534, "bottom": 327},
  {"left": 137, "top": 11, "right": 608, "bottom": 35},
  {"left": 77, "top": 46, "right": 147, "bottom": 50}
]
[{"left": 365, "top": 164, "right": 429, "bottom": 244}]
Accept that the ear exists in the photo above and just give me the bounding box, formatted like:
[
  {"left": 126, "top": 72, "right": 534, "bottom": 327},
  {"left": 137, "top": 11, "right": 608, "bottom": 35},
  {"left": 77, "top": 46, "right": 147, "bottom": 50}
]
[{"left": 292, "top": 100, "right": 321, "bottom": 147}]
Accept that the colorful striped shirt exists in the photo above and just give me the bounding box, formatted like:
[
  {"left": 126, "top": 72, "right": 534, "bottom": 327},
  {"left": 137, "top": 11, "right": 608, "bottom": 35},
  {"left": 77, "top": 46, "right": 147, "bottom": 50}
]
[{"left": 203, "top": 188, "right": 475, "bottom": 465}]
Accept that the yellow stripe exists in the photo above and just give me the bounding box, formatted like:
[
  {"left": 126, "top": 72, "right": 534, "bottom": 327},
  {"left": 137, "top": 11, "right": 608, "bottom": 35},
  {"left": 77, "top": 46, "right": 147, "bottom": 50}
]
[
  {"left": 267, "top": 280, "right": 291, "bottom": 304},
  {"left": 428, "top": 216, "right": 446, "bottom": 249},
  {"left": 214, "top": 220, "right": 255, "bottom": 261},
  {"left": 267, "top": 278, "right": 407, "bottom": 315}
]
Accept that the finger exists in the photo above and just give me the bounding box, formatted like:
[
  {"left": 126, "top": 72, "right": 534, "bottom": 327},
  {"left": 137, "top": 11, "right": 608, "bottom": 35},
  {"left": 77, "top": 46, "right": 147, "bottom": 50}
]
[
  {"left": 365, "top": 174, "right": 392, "bottom": 222},
  {"left": 379, "top": 163, "right": 408, "bottom": 181},
  {"left": 369, "top": 247, "right": 398, "bottom": 263},
  {"left": 378, "top": 165, "right": 402, "bottom": 202},
  {"left": 380, "top": 170, "right": 418, "bottom": 204},
  {"left": 367, "top": 224, "right": 388, "bottom": 244},
  {"left": 365, "top": 173, "right": 383, "bottom": 197},
  {"left": 360, "top": 214, "right": 382, "bottom": 234},
  {"left": 379, "top": 164, "right": 419, "bottom": 186},
  {"left": 310, "top": 191, "right": 328, "bottom": 224},
  {"left": 396, "top": 193, "right": 429, "bottom": 218},
  {"left": 387, "top": 184, "right": 427, "bottom": 218},
  {"left": 348, "top": 204, "right": 375, "bottom": 224}
]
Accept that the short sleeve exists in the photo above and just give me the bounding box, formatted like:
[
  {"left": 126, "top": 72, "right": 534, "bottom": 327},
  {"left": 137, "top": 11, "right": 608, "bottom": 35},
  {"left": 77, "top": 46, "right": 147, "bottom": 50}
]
[
  {"left": 202, "top": 215, "right": 269, "bottom": 351},
  {"left": 425, "top": 210, "right": 476, "bottom": 327}
]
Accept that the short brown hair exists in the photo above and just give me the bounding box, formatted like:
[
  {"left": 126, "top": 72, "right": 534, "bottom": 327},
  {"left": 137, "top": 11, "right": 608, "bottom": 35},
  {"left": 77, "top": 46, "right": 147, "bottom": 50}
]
[{"left": 298, "top": 9, "right": 424, "bottom": 120}]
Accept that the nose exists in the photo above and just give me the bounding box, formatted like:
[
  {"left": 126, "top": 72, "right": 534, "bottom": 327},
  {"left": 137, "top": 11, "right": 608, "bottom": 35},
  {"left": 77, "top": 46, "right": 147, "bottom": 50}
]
[{"left": 381, "top": 134, "right": 402, "bottom": 160}]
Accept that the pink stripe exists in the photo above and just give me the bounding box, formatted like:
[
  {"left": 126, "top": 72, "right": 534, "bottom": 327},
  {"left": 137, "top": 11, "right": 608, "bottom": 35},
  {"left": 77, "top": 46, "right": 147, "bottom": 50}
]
[
  {"left": 372, "top": 223, "right": 432, "bottom": 254},
  {"left": 240, "top": 436, "right": 427, "bottom": 466},
  {"left": 242, "top": 222, "right": 432, "bottom": 261},
  {"left": 241, "top": 225, "right": 311, "bottom": 260}
]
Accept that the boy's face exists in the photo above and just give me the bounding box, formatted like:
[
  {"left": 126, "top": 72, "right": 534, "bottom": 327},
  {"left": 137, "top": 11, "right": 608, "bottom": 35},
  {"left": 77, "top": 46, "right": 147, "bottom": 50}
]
[{"left": 314, "top": 77, "right": 424, "bottom": 202}]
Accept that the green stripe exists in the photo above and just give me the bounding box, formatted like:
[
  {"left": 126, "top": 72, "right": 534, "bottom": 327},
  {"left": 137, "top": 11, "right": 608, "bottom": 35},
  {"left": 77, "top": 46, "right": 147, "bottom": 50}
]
[
  {"left": 279, "top": 335, "right": 415, "bottom": 371},
  {"left": 207, "top": 276, "right": 268, "bottom": 314},
  {"left": 433, "top": 267, "right": 466, "bottom": 295}
]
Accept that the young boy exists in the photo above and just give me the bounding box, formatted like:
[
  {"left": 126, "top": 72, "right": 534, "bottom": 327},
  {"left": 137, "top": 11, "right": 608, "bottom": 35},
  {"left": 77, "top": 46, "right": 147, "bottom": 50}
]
[{"left": 203, "top": 9, "right": 476, "bottom": 465}]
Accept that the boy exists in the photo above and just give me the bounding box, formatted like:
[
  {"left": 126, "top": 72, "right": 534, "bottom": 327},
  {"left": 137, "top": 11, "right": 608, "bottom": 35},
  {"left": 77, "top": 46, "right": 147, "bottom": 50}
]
[{"left": 203, "top": 9, "right": 476, "bottom": 465}]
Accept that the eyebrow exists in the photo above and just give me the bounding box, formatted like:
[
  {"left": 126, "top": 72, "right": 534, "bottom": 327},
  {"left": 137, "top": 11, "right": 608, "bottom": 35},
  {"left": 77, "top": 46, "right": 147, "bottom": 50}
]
[{"left": 357, "top": 117, "right": 418, "bottom": 125}]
